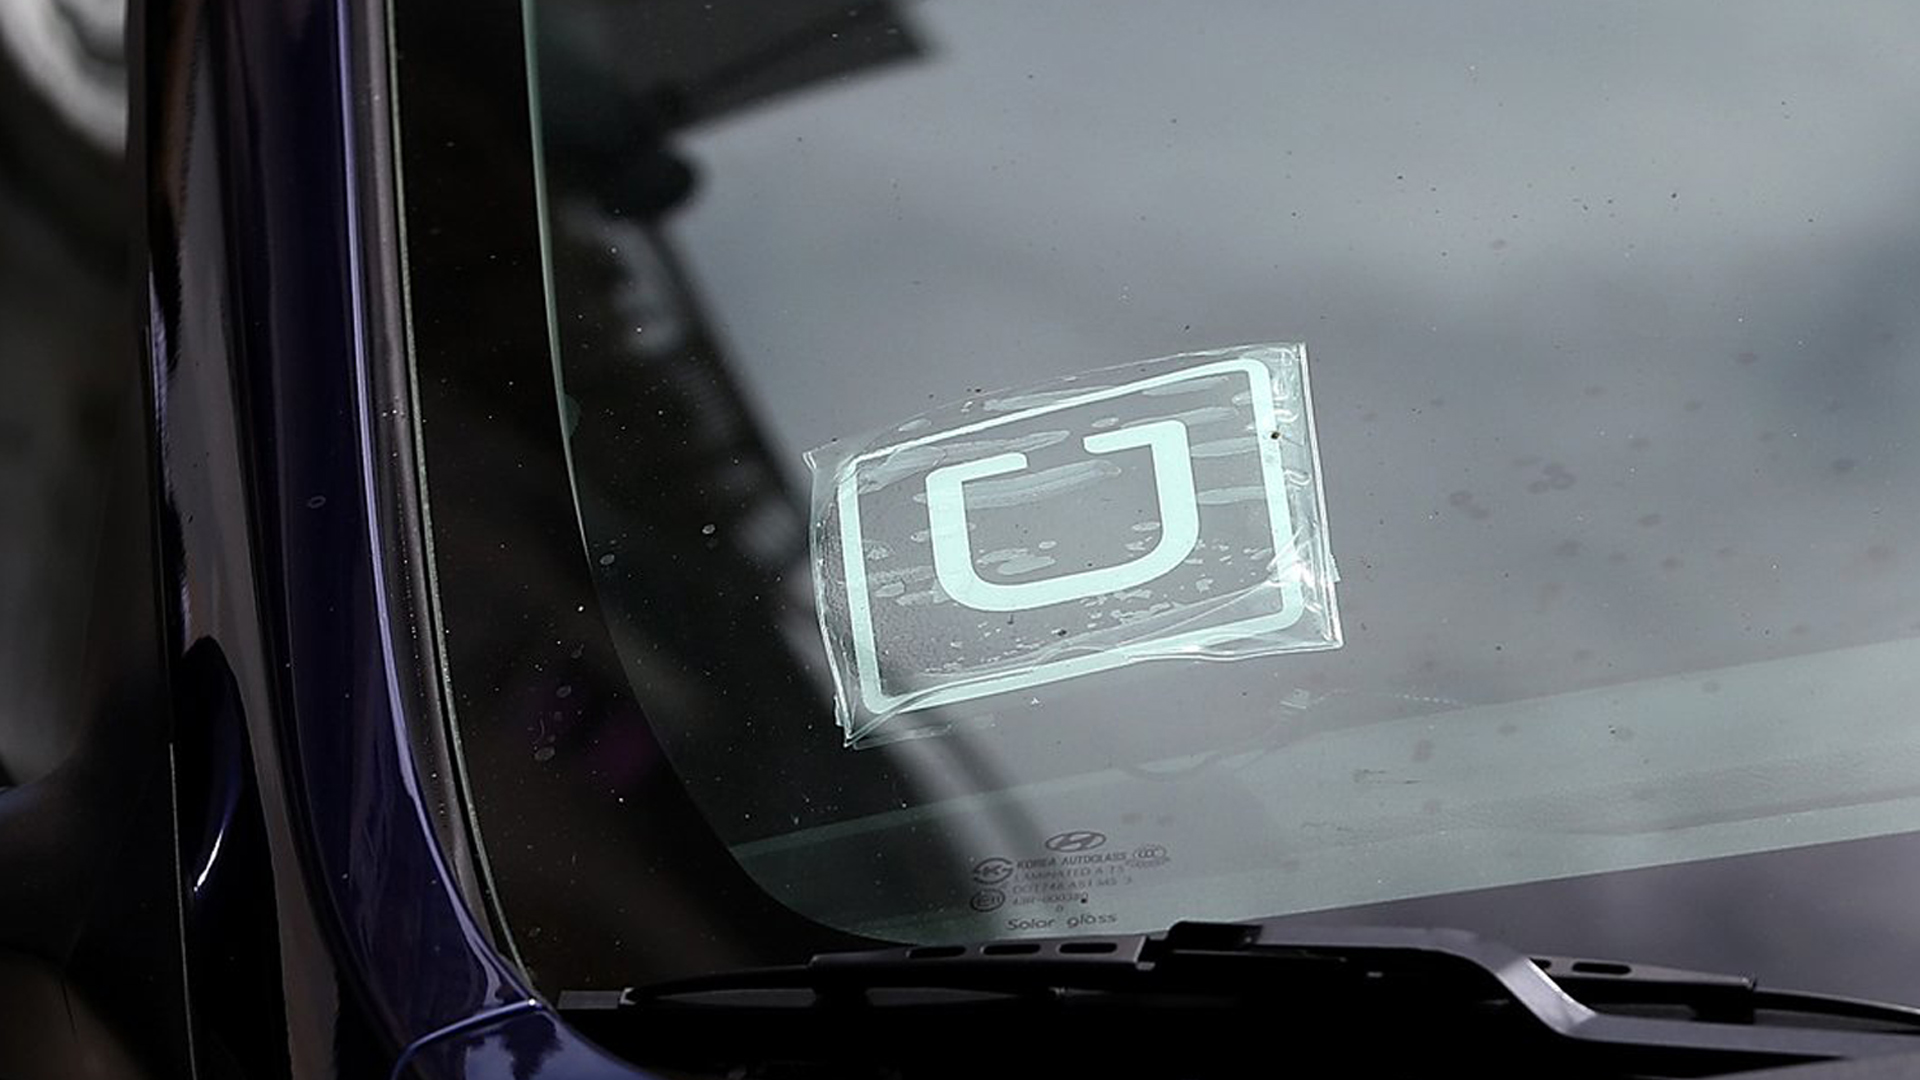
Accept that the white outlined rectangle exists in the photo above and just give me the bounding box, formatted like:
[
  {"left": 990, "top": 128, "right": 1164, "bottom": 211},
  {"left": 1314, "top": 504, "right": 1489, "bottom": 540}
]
[{"left": 809, "top": 344, "right": 1341, "bottom": 744}]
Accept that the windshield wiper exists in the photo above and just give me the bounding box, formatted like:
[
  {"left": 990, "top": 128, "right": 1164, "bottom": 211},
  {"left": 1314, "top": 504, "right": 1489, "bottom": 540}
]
[
  {"left": 1528, "top": 951, "right": 1920, "bottom": 1032},
  {"left": 567, "top": 922, "right": 1920, "bottom": 1078}
]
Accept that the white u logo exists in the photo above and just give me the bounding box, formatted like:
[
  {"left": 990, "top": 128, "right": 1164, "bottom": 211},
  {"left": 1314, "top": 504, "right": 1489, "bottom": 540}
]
[{"left": 924, "top": 419, "right": 1201, "bottom": 611}]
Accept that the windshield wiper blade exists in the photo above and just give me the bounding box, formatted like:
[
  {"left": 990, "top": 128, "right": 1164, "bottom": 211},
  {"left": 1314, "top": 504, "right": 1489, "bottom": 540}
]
[
  {"left": 637, "top": 921, "right": 1578, "bottom": 1014},
  {"left": 1533, "top": 952, "right": 1920, "bottom": 1032},
  {"left": 632, "top": 921, "right": 1920, "bottom": 1032},
  {"left": 586, "top": 922, "right": 1920, "bottom": 1078}
]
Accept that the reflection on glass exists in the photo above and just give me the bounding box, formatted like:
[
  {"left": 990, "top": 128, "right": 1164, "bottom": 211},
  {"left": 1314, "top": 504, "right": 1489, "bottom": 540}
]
[{"left": 515, "top": 0, "right": 1920, "bottom": 986}]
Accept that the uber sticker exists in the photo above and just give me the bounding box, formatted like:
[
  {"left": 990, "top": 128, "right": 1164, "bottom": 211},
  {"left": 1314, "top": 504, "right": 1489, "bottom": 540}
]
[{"left": 806, "top": 343, "right": 1341, "bottom": 744}]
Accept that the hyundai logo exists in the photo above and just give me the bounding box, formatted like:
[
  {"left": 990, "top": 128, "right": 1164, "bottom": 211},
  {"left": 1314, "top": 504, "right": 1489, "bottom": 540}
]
[{"left": 1044, "top": 830, "right": 1108, "bottom": 853}]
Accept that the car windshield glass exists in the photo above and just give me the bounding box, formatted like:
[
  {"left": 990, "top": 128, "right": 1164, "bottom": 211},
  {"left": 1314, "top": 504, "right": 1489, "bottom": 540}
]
[{"left": 405, "top": 0, "right": 1920, "bottom": 1000}]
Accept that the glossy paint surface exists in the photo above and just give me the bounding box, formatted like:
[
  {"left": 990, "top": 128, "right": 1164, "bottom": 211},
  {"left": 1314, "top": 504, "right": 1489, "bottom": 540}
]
[{"left": 137, "top": 0, "right": 651, "bottom": 1073}]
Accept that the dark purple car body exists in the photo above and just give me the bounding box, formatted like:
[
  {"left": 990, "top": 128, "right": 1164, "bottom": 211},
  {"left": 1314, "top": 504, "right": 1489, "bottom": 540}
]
[{"left": 134, "top": 0, "right": 644, "bottom": 1073}]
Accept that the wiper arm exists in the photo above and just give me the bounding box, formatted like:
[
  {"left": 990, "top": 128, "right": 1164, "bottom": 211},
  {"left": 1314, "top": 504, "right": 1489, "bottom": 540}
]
[
  {"left": 1532, "top": 952, "right": 1920, "bottom": 1032},
  {"left": 577, "top": 922, "right": 1920, "bottom": 1078},
  {"left": 634, "top": 921, "right": 1584, "bottom": 1022}
]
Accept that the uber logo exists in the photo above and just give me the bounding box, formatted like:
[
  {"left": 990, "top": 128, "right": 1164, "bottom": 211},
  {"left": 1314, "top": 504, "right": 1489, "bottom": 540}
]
[
  {"left": 814, "top": 345, "right": 1338, "bottom": 741},
  {"left": 925, "top": 417, "right": 1200, "bottom": 611}
]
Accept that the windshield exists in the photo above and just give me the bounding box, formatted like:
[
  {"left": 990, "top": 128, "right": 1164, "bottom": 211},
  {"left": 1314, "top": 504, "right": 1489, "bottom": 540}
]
[{"left": 399, "top": 0, "right": 1920, "bottom": 1003}]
